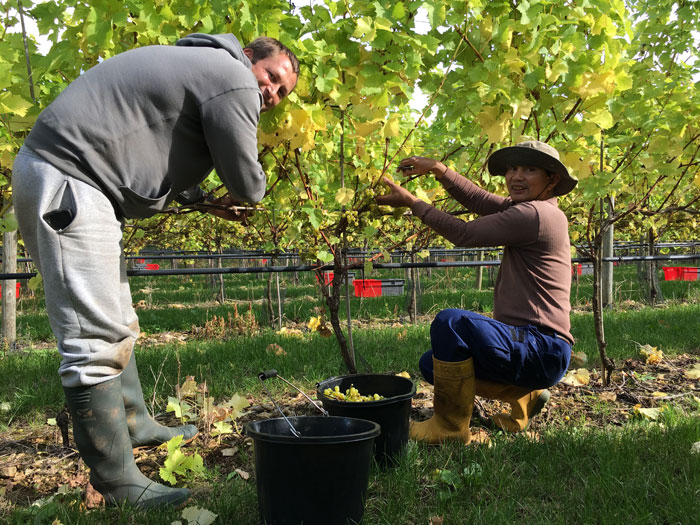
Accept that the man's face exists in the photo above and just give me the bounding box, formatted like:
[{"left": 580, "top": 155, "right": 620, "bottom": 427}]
[
  {"left": 505, "top": 165, "right": 558, "bottom": 203},
  {"left": 245, "top": 50, "right": 297, "bottom": 112}
]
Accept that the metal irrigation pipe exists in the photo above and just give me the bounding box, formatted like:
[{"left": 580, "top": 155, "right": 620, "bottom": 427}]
[{"left": 3, "top": 253, "right": 700, "bottom": 281}]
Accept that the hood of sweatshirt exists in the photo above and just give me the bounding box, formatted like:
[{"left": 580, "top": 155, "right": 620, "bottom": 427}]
[{"left": 175, "top": 33, "right": 252, "bottom": 69}]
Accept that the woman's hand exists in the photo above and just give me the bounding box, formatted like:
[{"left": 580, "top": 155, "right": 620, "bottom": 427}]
[
  {"left": 396, "top": 156, "right": 448, "bottom": 180},
  {"left": 375, "top": 177, "right": 419, "bottom": 208}
]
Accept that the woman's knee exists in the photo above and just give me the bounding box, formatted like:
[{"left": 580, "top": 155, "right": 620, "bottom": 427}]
[{"left": 431, "top": 308, "right": 463, "bottom": 332}]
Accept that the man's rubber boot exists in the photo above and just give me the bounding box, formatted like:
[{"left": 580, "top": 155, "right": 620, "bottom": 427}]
[
  {"left": 410, "top": 357, "right": 476, "bottom": 444},
  {"left": 122, "top": 352, "right": 198, "bottom": 448},
  {"left": 475, "top": 379, "right": 550, "bottom": 432},
  {"left": 64, "top": 377, "right": 191, "bottom": 508}
]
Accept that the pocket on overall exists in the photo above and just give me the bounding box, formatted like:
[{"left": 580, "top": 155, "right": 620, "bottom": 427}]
[{"left": 42, "top": 180, "right": 77, "bottom": 232}]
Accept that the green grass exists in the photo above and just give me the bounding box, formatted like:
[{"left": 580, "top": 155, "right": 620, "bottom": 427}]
[
  {"left": 4, "top": 302, "right": 700, "bottom": 423},
  {"left": 3, "top": 263, "right": 700, "bottom": 523},
  {"left": 5, "top": 413, "right": 699, "bottom": 524}
]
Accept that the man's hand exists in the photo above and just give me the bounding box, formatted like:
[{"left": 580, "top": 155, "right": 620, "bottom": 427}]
[
  {"left": 375, "top": 177, "right": 419, "bottom": 208},
  {"left": 203, "top": 195, "right": 253, "bottom": 224}
]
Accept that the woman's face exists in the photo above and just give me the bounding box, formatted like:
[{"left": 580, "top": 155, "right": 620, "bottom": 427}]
[{"left": 505, "top": 165, "right": 558, "bottom": 202}]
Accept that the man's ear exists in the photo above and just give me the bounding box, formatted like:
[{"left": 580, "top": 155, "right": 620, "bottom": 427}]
[{"left": 243, "top": 47, "right": 253, "bottom": 61}]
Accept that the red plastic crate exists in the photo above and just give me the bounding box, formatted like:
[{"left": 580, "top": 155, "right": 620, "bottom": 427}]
[
  {"left": 0, "top": 282, "right": 21, "bottom": 297},
  {"left": 662, "top": 266, "right": 698, "bottom": 281},
  {"left": 680, "top": 267, "right": 698, "bottom": 281},
  {"left": 145, "top": 263, "right": 160, "bottom": 270},
  {"left": 353, "top": 279, "right": 382, "bottom": 297},
  {"left": 315, "top": 271, "right": 334, "bottom": 285}
]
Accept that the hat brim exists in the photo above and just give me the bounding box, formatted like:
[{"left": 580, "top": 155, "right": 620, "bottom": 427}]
[{"left": 487, "top": 146, "right": 578, "bottom": 196}]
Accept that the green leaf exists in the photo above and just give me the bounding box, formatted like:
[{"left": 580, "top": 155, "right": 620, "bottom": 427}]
[
  {"left": 314, "top": 63, "right": 340, "bottom": 93},
  {"left": 302, "top": 206, "right": 323, "bottom": 229},
  {"left": 28, "top": 274, "right": 42, "bottom": 292},
  {"left": 317, "top": 250, "right": 334, "bottom": 263},
  {"left": 0, "top": 213, "right": 18, "bottom": 233},
  {"left": 166, "top": 397, "right": 183, "bottom": 419},
  {"left": 392, "top": 2, "right": 406, "bottom": 19},
  {"left": 211, "top": 421, "right": 233, "bottom": 437},
  {"left": 166, "top": 434, "right": 185, "bottom": 455},
  {"left": 363, "top": 225, "right": 378, "bottom": 237},
  {"left": 159, "top": 466, "right": 177, "bottom": 485}
]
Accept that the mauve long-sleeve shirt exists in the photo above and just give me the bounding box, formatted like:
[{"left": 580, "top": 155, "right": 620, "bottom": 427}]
[{"left": 410, "top": 170, "right": 574, "bottom": 344}]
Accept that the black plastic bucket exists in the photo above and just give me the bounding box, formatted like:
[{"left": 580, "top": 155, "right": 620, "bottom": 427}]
[
  {"left": 316, "top": 374, "right": 416, "bottom": 466},
  {"left": 245, "top": 415, "right": 380, "bottom": 525}
]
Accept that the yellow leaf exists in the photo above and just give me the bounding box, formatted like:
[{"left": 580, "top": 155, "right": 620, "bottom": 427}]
[
  {"left": 560, "top": 368, "right": 590, "bottom": 387},
  {"left": 512, "top": 99, "right": 534, "bottom": 120},
  {"left": 546, "top": 58, "right": 569, "bottom": 83},
  {"left": 181, "top": 506, "right": 218, "bottom": 525},
  {"left": 599, "top": 391, "right": 617, "bottom": 402},
  {"left": 277, "top": 327, "right": 304, "bottom": 337},
  {"left": 224, "top": 393, "right": 250, "bottom": 419},
  {"left": 562, "top": 151, "right": 596, "bottom": 181},
  {"left": 266, "top": 343, "right": 287, "bottom": 356},
  {"left": 476, "top": 106, "right": 510, "bottom": 144},
  {"left": 572, "top": 71, "right": 616, "bottom": 98},
  {"left": 592, "top": 14, "right": 616, "bottom": 36},
  {"left": 234, "top": 468, "right": 250, "bottom": 481},
  {"left": 310, "top": 108, "right": 327, "bottom": 128},
  {"left": 0, "top": 92, "right": 33, "bottom": 116},
  {"left": 335, "top": 187, "right": 355, "bottom": 206},
  {"left": 684, "top": 363, "right": 700, "bottom": 380},
  {"left": 481, "top": 16, "right": 493, "bottom": 40},
  {"left": 396, "top": 371, "right": 410, "bottom": 378},
  {"left": 307, "top": 316, "right": 321, "bottom": 331},
  {"left": 588, "top": 108, "right": 614, "bottom": 130},
  {"left": 289, "top": 108, "right": 309, "bottom": 128},
  {"left": 639, "top": 344, "right": 663, "bottom": 365},
  {"left": 354, "top": 120, "right": 383, "bottom": 137},
  {"left": 634, "top": 406, "right": 662, "bottom": 420},
  {"left": 383, "top": 116, "right": 400, "bottom": 138},
  {"left": 414, "top": 187, "right": 432, "bottom": 204},
  {"left": 179, "top": 376, "right": 198, "bottom": 397},
  {"left": 503, "top": 48, "right": 525, "bottom": 75}
]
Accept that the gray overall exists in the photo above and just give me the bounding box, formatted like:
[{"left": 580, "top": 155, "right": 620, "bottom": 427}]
[{"left": 13, "top": 147, "right": 139, "bottom": 387}]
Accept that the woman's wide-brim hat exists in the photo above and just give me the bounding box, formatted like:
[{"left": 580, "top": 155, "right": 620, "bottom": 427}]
[{"left": 487, "top": 140, "right": 578, "bottom": 196}]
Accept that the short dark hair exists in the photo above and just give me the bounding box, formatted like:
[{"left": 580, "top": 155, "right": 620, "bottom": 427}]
[{"left": 245, "top": 37, "right": 299, "bottom": 76}]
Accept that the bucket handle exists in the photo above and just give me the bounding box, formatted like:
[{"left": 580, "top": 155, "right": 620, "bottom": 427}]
[{"left": 258, "top": 369, "right": 329, "bottom": 438}]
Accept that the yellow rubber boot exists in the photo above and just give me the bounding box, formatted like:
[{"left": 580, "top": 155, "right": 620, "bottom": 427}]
[
  {"left": 475, "top": 379, "right": 549, "bottom": 432},
  {"left": 410, "top": 358, "right": 476, "bottom": 444}
]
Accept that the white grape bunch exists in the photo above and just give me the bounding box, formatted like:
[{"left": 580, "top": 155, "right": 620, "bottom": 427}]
[{"left": 323, "top": 385, "right": 384, "bottom": 402}]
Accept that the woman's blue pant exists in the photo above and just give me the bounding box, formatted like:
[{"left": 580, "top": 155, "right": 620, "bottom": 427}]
[{"left": 418, "top": 309, "right": 571, "bottom": 390}]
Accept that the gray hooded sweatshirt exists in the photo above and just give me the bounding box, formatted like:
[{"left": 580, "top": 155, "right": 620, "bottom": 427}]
[{"left": 24, "top": 33, "right": 265, "bottom": 219}]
